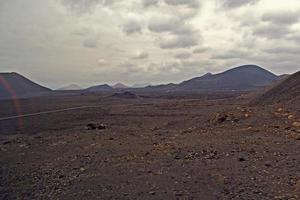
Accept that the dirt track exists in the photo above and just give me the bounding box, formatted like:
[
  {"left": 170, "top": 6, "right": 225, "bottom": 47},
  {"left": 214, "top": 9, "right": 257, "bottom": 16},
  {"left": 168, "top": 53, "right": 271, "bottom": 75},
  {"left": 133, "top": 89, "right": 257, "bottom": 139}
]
[
  {"left": 0, "top": 105, "right": 103, "bottom": 121},
  {"left": 0, "top": 94, "right": 300, "bottom": 199}
]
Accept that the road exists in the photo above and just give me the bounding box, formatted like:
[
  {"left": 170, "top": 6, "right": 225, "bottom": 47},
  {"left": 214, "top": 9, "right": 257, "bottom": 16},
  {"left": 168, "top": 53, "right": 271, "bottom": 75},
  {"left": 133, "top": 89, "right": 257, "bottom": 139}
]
[{"left": 0, "top": 105, "right": 102, "bottom": 121}]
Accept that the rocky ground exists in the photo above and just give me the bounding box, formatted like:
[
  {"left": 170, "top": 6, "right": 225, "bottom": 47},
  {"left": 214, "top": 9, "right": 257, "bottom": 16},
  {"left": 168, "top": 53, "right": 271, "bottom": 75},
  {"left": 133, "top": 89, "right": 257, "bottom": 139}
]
[{"left": 0, "top": 93, "right": 299, "bottom": 199}]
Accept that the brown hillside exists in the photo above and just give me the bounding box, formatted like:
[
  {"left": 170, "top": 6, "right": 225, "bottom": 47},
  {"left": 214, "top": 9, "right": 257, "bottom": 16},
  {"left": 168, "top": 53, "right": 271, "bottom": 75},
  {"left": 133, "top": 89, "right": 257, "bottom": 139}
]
[{"left": 251, "top": 71, "right": 300, "bottom": 105}]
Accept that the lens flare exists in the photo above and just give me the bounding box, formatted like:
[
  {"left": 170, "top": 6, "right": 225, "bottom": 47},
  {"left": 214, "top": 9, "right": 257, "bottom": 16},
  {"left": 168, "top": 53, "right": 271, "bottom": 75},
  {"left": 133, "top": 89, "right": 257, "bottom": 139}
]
[{"left": 0, "top": 75, "right": 23, "bottom": 129}]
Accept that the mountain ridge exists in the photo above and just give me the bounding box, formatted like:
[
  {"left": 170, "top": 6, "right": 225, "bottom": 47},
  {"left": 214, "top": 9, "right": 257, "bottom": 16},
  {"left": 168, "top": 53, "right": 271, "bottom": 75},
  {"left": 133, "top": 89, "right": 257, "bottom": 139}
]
[
  {"left": 144, "top": 65, "right": 279, "bottom": 92},
  {"left": 112, "top": 83, "right": 128, "bottom": 89},
  {"left": 86, "top": 84, "right": 113, "bottom": 92},
  {"left": 58, "top": 84, "right": 82, "bottom": 90},
  {"left": 0, "top": 65, "right": 287, "bottom": 99},
  {"left": 0, "top": 72, "right": 51, "bottom": 99}
]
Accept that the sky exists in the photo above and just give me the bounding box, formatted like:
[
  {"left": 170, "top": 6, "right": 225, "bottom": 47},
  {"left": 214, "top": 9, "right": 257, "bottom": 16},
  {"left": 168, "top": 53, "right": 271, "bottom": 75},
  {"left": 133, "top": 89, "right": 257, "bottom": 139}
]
[{"left": 0, "top": 0, "right": 300, "bottom": 89}]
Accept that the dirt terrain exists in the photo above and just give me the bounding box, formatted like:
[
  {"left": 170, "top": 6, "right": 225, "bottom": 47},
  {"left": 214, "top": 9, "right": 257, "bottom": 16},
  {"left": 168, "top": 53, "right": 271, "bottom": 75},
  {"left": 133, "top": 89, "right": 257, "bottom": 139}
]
[{"left": 0, "top": 92, "right": 299, "bottom": 199}]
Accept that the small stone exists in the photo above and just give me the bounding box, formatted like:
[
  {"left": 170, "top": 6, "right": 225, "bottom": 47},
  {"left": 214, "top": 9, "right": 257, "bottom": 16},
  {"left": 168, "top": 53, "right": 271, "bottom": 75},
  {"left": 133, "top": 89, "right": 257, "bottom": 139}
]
[
  {"left": 277, "top": 108, "right": 284, "bottom": 112},
  {"left": 86, "top": 123, "right": 97, "bottom": 130},
  {"left": 238, "top": 157, "right": 246, "bottom": 162},
  {"left": 292, "top": 129, "right": 300, "bottom": 133},
  {"left": 149, "top": 191, "right": 156, "bottom": 195},
  {"left": 86, "top": 123, "right": 106, "bottom": 130},
  {"left": 288, "top": 115, "right": 294, "bottom": 120},
  {"left": 2, "top": 141, "right": 12, "bottom": 145},
  {"left": 265, "top": 162, "right": 272, "bottom": 167},
  {"left": 175, "top": 193, "right": 183, "bottom": 197},
  {"left": 58, "top": 175, "right": 65, "bottom": 179},
  {"left": 292, "top": 122, "right": 300, "bottom": 127},
  {"left": 80, "top": 167, "right": 85, "bottom": 172},
  {"left": 98, "top": 124, "right": 106, "bottom": 130}
]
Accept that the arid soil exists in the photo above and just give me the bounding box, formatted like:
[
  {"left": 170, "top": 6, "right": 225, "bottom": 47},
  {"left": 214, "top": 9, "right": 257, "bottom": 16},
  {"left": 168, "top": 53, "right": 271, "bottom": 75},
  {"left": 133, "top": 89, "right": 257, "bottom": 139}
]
[{"left": 0, "top": 93, "right": 299, "bottom": 199}]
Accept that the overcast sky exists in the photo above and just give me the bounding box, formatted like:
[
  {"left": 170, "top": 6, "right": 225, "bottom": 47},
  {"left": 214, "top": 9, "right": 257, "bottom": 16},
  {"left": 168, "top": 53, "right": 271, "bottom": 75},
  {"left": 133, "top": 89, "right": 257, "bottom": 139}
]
[{"left": 0, "top": 0, "right": 300, "bottom": 88}]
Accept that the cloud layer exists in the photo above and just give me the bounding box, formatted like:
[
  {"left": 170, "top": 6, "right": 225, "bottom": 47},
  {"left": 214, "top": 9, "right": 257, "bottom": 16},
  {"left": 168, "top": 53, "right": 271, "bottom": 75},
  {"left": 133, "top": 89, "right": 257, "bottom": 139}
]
[{"left": 0, "top": 0, "right": 300, "bottom": 88}]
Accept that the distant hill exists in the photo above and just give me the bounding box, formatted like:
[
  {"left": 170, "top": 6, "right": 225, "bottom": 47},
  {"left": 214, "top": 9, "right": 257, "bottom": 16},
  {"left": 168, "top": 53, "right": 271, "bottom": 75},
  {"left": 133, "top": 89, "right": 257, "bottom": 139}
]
[
  {"left": 145, "top": 65, "right": 279, "bottom": 92},
  {"left": 251, "top": 71, "right": 300, "bottom": 105},
  {"left": 145, "top": 83, "right": 177, "bottom": 91},
  {"left": 178, "top": 65, "right": 279, "bottom": 91},
  {"left": 132, "top": 83, "right": 151, "bottom": 88},
  {"left": 86, "top": 84, "right": 113, "bottom": 92},
  {"left": 0, "top": 72, "right": 51, "bottom": 99},
  {"left": 111, "top": 91, "right": 138, "bottom": 99},
  {"left": 112, "top": 83, "right": 128, "bottom": 89},
  {"left": 58, "top": 84, "right": 82, "bottom": 90}
]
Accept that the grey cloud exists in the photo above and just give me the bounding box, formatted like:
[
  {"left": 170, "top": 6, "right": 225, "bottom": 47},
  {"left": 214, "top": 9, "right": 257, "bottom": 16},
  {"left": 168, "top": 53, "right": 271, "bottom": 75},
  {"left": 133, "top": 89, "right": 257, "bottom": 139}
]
[
  {"left": 63, "top": 0, "right": 101, "bottom": 13},
  {"left": 264, "top": 46, "right": 300, "bottom": 55},
  {"left": 193, "top": 47, "right": 209, "bottom": 54},
  {"left": 146, "top": 60, "right": 213, "bottom": 82},
  {"left": 212, "top": 50, "right": 249, "bottom": 60},
  {"left": 181, "top": 60, "right": 214, "bottom": 69},
  {"left": 262, "top": 11, "right": 299, "bottom": 25},
  {"left": 221, "top": 0, "right": 258, "bottom": 8},
  {"left": 148, "top": 16, "right": 197, "bottom": 36},
  {"left": 164, "top": 0, "right": 200, "bottom": 8},
  {"left": 62, "top": 0, "right": 117, "bottom": 14},
  {"left": 148, "top": 17, "right": 182, "bottom": 33},
  {"left": 147, "top": 1, "right": 201, "bottom": 50},
  {"left": 287, "top": 35, "right": 300, "bottom": 44},
  {"left": 83, "top": 38, "right": 98, "bottom": 48},
  {"left": 160, "top": 35, "right": 198, "bottom": 49},
  {"left": 131, "top": 51, "right": 149, "bottom": 59},
  {"left": 172, "top": 25, "right": 195, "bottom": 35},
  {"left": 101, "top": 0, "right": 118, "bottom": 6},
  {"left": 147, "top": 61, "right": 182, "bottom": 74},
  {"left": 118, "top": 62, "right": 144, "bottom": 75},
  {"left": 71, "top": 27, "right": 94, "bottom": 36},
  {"left": 118, "top": 62, "right": 137, "bottom": 70},
  {"left": 148, "top": 15, "right": 200, "bottom": 49},
  {"left": 164, "top": 0, "right": 201, "bottom": 19},
  {"left": 253, "top": 24, "right": 293, "bottom": 39},
  {"left": 142, "top": 0, "right": 159, "bottom": 7},
  {"left": 97, "top": 59, "right": 107, "bottom": 66},
  {"left": 123, "top": 21, "right": 142, "bottom": 35},
  {"left": 248, "top": 51, "right": 298, "bottom": 64},
  {"left": 174, "top": 52, "right": 192, "bottom": 59}
]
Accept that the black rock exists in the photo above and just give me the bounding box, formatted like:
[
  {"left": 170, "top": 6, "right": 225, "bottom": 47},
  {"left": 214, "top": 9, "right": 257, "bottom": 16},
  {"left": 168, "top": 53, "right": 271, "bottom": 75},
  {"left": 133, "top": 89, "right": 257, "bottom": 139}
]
[
  {"left": 86, "top": 123, "right": 106, "bottom": 130},
  {"left": 238, "top": 157, "right": 246, "bottom": 162}
]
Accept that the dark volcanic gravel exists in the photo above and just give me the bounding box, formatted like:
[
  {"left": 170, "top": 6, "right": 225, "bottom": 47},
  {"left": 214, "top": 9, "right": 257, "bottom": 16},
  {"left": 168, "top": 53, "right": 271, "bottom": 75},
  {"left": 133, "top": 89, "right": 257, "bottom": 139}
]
[{"left": 0, "top": 94, "right": 299, "bottom": 199}]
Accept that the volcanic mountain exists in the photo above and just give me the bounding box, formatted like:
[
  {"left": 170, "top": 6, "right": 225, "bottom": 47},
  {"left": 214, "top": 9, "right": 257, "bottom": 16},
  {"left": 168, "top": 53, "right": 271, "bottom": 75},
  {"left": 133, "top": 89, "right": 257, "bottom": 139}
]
[
  {"left": 132, "top": 83, "right": 151, "bottom": 88},
  {"left": 145, "top": 65, "right": 279, "bottom": 92},
  {"left": 112, "top": 83, "right": 128, "bottom": 89},
  {"left": 0, "top": 72, "right": 51, "bottom": 99},
  {"left": 58, "top": 84, "right": 82, "bottom": 90},
  {"left": 251, "top": 71, "right": 300, "bottom": 105},
  {"left": 178, "top": 65, "right": 279, "bottom": 91},
  {"left": 86, "top": 84, "right": 113, "bottom": 92}
]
